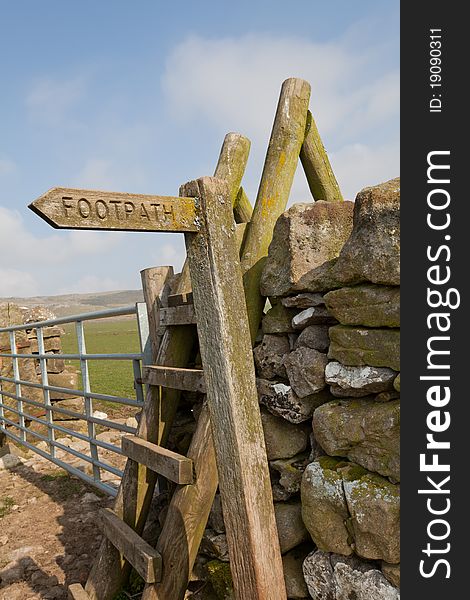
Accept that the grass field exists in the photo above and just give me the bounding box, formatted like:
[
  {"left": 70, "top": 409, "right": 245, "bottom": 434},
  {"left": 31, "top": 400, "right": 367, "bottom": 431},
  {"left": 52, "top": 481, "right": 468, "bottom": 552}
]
[{"left": 61, "top": 318, "right": 142, "bottom": 416}]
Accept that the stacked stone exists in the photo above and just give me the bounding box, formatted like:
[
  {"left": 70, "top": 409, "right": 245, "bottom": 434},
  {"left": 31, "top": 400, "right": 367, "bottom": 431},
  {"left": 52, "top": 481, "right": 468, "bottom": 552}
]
[
  {"left": 0, "top": 304, "right": 78, "bottom": 418},
  {"left": 253, "top": 178, "right": 400, "bottom": 599}
]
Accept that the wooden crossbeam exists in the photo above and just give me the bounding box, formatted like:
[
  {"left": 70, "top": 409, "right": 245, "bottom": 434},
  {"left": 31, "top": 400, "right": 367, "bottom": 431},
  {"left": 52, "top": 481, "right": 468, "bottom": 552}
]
[
  {"left": 142, "top": 365, "right": 206, "bottom": 393},
  {"left": 167, "top": 291, "right": 194, "bottom": 307},
  {"left": 68, "top": 584, "right": 90, "bottom": 600},
  {"left": 159, "top": 305, "right": 197, "bottom": 327},
  {"left": 121, "top": 436, "right": 194, "bottom": 484},
  {"left": 100, "top": 508, "right": 162, "bottom": 584}
]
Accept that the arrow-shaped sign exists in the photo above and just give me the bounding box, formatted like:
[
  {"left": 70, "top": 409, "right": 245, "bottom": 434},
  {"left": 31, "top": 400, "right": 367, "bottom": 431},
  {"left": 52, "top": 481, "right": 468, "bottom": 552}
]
[{"left": 29, "top": 187, "right": 200, "bottom": 233}]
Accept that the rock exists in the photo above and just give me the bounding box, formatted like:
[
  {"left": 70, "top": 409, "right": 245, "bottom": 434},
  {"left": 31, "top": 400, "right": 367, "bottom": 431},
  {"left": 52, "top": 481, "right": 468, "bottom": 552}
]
[
  {"left": 281, "top": 293, "right": 325, "bottom": 309},
  {"left": 324, "top": 285, "right": 400, "bottom": 328},
  {"left": 260, "top": 408, "right": 309, "bottom": 460},
  {"left": 325, "top": 362, "right": 397, "bottom": 398},
  {"left": 200, "top": 530, "right": 230, "bottom": 561},
  {"left": 301, "top": 458, "right": 400, "bottom": 562},
  {"left": 9, "top": 545, "right": 44, "bottom": 561},
  {"left": 92, "top": 410, "right": 108, "bottom": 420},
  {"left": 29, "top": 336, "right": 62, "bottom": 353},
  {"left": 208, "top": 494, "right": 225, "bottom": 535},
  {"left": 343, "top": 472, "right": 400, "bottom": 563},
  {"left": 301, "top": 457, "right": 352, "bottom": 556},
  {"left": 257, "top": 379, "right": 332, "bottom": 424},
  {"left": 282, "top": 544, "right": 311, "bottom": 598},
  {"left": 35, "top": 440, "right": 50, "bottom": 452},
  {"left": 283, "top": 347, "right": 328, "bottom": 398},
  {"left": 0, "top": 562, "right": 25, "bottom": 584},
  {"left": 292, "top": 307, "right": 335, "bottom": 329},
  {"left": 330, "top": 178, "right": 400, "bottom": 287},
  {"left": 270, "top": 453, "right": 309, "bottom": 500},
  {"left": 43, "top": 357, "right": 65, "bottom": 374},
  {"left": 393, "top": 374, "right": 400, "bottom": 392},
  {"left": 374, "top": 391, "right": 400, "bottom": 403},
  {"left": 262, "top": 303, "right": 298, "bottom": 334},
  {"left": 274, "top": 501, "right": 310, "bottom": 554},
  {"left": 22, "top": 305, "right": 56, "bottom": 324},
  {"left": 125, "top": 416, "right": 138, "bottom": 429},
  {"left": 253, "top": 334, "right": 290, "bottom": 379},
  {"left": 48, "top": 370, "right": 79, "bottom": 399},
  {"left": 313, "top": 399, "right": 400, "bottom": 481},
  {"left": 294, "top": 325, "right": 330, "bottom": 352},
  {"left": 260, "top": 201, "right": 354, "bottom": 297},
  {"left": 0, "top": 535, "right": 8, "bottom": 546},
  {"left": 303, "top": 550, "right": 400, "bottom": 600},
  {"left": 328, "top": 326, "right": 400, "bottom": 372},
  {"left": 81, "top": 492, "right": 101, "bottom": 503},
  {"left": 381, "top": 562, "right": 400, "bottom": 588},
  {"left": 0, "top": 453, "right": 23, "bottom": 469}
]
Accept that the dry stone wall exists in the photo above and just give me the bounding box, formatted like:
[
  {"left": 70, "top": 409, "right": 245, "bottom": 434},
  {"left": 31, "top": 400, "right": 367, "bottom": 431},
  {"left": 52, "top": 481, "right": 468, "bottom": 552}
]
[
  {"left": 0, "top": 304, "right": 78, "bottom": 421},
  {"left": 194, "top": 178, "right": 400, "bottom": 599}
]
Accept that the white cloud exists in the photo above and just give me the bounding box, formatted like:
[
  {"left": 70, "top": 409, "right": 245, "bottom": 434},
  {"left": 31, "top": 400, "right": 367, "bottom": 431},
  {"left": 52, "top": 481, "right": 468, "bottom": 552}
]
[
  {"left": 162, "top": 34, "right": 398, "bottom": 143},
  {"left": 26, "top": 75, "right": 87, "bottom": 126},
  {"left": 162, "top": 33, "right": 399, "bottom": 200},
  {"left": 0, "top": 205, "right": 121, "bottom": 268},
  {"left": 0, "top": 268, "right": 39, "bottom": 297}
]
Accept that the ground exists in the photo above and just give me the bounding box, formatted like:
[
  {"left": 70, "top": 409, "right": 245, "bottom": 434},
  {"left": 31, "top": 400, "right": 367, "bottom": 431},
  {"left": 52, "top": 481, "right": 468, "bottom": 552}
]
[{"left": 0, "top": 446, "right": 114, "bottom": 600}]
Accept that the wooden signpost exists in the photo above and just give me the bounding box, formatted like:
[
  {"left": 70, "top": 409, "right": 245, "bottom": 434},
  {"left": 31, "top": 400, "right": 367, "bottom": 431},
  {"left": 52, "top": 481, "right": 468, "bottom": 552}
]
[{"left": 29, "top": 187, "right": 199, "bottom": 232}]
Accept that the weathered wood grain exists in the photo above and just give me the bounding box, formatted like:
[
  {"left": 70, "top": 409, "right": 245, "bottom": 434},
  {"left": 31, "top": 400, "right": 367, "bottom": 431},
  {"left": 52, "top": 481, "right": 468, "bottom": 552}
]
[
  {"left": 142, "top": 365, "right": 206, "bottom": 393},
  {"left": 142, "top": 402, "right": 218, "bottom": 600},
  {"left": 214, "top": 133, "right": 251, "bottom": 206},
  {"left": 167, "top": 291, "right": 194, "bottom": 307},
  {"left": 121, "top": 436, "right": 194, "bottom": 484},
  {"left": 29, "top": 188, "right": 199, "bottom": 232},
  {"left": 300, "top": 110, "right": 343, "bottom": 202},
  {"left": 240, "top": 78, "right": 311, "bottom": 340},
  {"left": 100, "top": 508, "right": 162, "bottom": 583},
  {"left": 233, "top": 186, "right": 253, "bottom": 223},
  {"left": 68, "top": 583, "right": 90, "bottom": 600},
  {"left": 141, "top": 267, "right": 175, "bottom": 360},
  {"left": 185, "top": 177, "right": 286, "bottom": 599},
  {"left": 159, "top": 305, "right": 197, "bottom": 327}
]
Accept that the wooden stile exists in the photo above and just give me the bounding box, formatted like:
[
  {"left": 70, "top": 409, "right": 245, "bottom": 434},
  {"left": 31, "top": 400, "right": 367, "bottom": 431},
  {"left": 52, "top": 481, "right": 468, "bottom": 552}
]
[
  {"left": 159, "top": 304, "right": 197, "bottom": 327},
  {"left": 85, "top": 132, "right": 252, "bottom": 600}
]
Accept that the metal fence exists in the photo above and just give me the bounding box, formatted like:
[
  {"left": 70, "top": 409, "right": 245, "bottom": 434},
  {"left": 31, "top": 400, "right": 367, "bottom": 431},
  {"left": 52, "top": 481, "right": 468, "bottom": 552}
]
[{"left": 0, "top": 303, "right": 150, "bottom": 496}]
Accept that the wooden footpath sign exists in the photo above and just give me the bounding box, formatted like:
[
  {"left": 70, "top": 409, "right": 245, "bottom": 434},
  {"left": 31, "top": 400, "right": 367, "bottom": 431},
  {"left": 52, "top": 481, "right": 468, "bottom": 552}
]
[{"left": 29, "top": 187, "right": 199, "bottom": 232}]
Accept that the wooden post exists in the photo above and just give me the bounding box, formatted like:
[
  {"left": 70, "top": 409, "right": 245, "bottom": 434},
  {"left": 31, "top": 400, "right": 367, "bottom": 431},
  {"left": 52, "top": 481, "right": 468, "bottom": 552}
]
[
  {"left": 234, "top": 186, "right": 253, "bottom": 223},
  {"left": 300, "top": 110, "right": 343, "bottom": 202},
  {"left": 214, "top": 133, "right": 251, "bottom": 206},
  {"left": 240, "top": 78, "right": 311, "bottom": 341},
  {"left": 186, "top": 177, "right": 286, "bottom": 600}
]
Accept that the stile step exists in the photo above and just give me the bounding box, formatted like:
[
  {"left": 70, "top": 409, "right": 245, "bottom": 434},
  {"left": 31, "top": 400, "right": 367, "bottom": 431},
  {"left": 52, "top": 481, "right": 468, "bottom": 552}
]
[
  {"left": 122, "top": 435, "right": 194, "bottom": 484},
  {"left": 142, "top": 365, "right": 206, "bottom": 393},
  {"left": 99, "top": 508, "right": 162, "bottom": 584}
]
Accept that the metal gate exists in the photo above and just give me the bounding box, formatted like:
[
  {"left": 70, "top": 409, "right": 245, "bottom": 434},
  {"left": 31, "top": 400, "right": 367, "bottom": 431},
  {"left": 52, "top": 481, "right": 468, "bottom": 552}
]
[{"left": 0, "top": 303, "right": 150, "bottom": 496}]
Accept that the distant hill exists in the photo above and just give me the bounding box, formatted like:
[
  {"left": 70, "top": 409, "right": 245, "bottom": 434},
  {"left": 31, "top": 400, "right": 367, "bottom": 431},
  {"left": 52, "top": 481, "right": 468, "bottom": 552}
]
[{"left": 0, "top": 289, "right": 144, "bottom": 318}]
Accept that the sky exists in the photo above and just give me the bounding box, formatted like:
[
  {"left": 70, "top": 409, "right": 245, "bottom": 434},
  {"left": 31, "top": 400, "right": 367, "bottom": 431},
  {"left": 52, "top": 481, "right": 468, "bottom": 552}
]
[{"left": 0, "top": 0, "right": 399, "bottom": 298}]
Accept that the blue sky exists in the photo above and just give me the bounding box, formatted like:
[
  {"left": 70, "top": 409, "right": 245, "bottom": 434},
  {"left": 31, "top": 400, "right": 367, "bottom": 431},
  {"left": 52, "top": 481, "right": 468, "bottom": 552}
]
[{"left": 0, "top": 0, "right": 399, "bottom": 297}]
